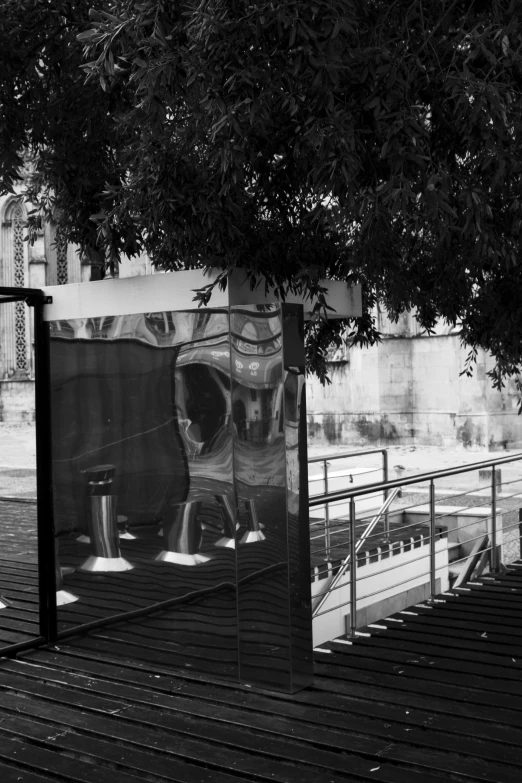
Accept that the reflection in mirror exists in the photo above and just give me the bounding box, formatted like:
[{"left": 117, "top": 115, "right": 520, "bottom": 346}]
[
  {"left": 50, "top": 310, "right": 238, "bottom": 678},
  {"left": 232, "top": 304, "right": 313, "bottom": 692},
  {"left": 282, "top": 305, "right": 313, "bottom": 691},
  {"left": 49, "top": 302, "right": 312, "bottom": 690}
]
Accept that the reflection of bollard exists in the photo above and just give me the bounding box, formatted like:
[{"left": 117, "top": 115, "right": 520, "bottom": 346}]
[
  {"left": 117, "top": 514, "right": 137, "bottom": 540},
  {"left": 215, "top": 494, "right": 236, "bottom": 549},
  {"left": 156, "top": 501, "right": 210, "bottom": 565},
  {"left": 80, "top": 465, "right": 133, "bottom": 573},
  {"left": 240, "top": 500, "right": 266, "bottom": 544},
  {"left": 55, "top": 540, "right": 78, "bottom": 606},
  {"left": 78, "top": 515, "right": 136, "bottom": 542}
]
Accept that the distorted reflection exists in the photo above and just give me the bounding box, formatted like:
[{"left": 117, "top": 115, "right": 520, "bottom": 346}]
[
  {"left": 50, "top": 309, "right": 238, "bottom": 678},
  {"left": 49, "top": 303, "right": 312, "bottom": 691},
  {"left": 231, "top": 305, "right": 312, "bottom": 691}
]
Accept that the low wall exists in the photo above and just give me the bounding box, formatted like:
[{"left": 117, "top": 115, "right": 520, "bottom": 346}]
[
  {"left": 311, "top": 534, "right": 449, "bottom": 648},
  {"left": 0, "top": 380, "right": 35, "bottom": 422},
  {"left": 306, "top": 332, "right": 522, "bottom": 450}
]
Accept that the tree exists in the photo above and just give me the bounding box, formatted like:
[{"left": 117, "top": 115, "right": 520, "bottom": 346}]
[
  {"left": 0, "top": 0, "right": 137, "bottom": 273},
  {"left": 2, "top": 1, "right": 522, "bottom": 388}
]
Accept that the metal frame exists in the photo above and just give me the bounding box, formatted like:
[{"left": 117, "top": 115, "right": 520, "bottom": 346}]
[{"left": 0, "top": 286, "right": 57, "bottom": 657}]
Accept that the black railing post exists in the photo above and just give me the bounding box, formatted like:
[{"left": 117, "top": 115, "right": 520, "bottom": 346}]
[
  {"left": 429, "top": 479, "right": 436, "bottom": 600},
  {"left": 348, "top": 497, "right": 357, "bottom": 638},
  {"left": 33, "top": 297, "right": 57, "bottom": 642},
  {"left": 383, "top": 449, "right": 390, "bottom": 542},
  {"left": 491, "top": 467, "right": 498, "bottom": 573},
  {"left": 323, "top": 459, "right": 330, "bottom": 561}
]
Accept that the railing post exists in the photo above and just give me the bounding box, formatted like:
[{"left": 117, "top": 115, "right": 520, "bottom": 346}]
[
  {"left": 383, "top": 449, "right": 390, "bottom": 542},
  {"left": 349, "top": 497, "right": 357, "bottom": 639},
  {"left": 491, "top": 467, "right": 498, "bottom": 572},
  {"left": 324, "top": 459, "right": 331, "bottom": 561},
  {"left": 429, "top": 479, "right": 436, "bottom": 600}
]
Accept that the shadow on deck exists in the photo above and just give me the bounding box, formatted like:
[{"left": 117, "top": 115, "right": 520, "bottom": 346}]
[{"left": 0, "top": 557, "right": 521, "bottom": 781}]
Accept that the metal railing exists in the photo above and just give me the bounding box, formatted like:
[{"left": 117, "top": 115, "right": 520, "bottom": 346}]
[
  {"left": 312, "top": 486, "right": 401, "bottom": 619},
  {"left": 308, "top": 448, "right": 389, "bottom": 560},
  {"left": 310, "top": 451, "right": 522, "bottom": 641}
]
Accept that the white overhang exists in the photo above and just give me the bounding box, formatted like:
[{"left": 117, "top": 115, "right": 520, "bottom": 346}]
[{"left": 42, "top": 268, "right": 362, "bottom": 322}]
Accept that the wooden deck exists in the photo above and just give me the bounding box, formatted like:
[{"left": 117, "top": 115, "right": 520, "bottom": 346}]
[{"left": 0, "top": 559, "right": 521, "bottom": 781}]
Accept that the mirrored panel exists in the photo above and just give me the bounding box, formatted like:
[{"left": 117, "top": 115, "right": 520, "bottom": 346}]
[
  {"left": 232, "top": 304, "right": 312, "bottom": 692},
  {"left": 49, "top": 310, "right": 238, "bottom": 678},
  {"left": 281, "top": 304, "right": 313, "bottom": 691}
]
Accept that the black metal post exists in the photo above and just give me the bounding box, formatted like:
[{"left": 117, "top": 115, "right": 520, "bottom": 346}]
[
  {"left": 491, "top": 467, "right": 497, "bottom": 572},
  {"left": 33, "top": 298, "right": 57, "bottom": 642},
  {"left": 429, "top": 479, "right": 436, "bottom": 599},
  {"left": 324, "top": 459, "right": 331, "bottom": 561},
  {"left": 383, "top": 449, "right": 390, "bottom": 542},
  {"left": 348, "top": 497, "right": 357, "bottom": 638}
]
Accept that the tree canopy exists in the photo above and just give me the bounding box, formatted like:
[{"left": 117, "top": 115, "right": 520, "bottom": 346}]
[{"left": 1, "top": 0, "right": 522, "bottom": 385}]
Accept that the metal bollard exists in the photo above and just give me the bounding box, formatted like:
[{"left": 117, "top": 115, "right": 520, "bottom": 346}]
[
  {"left": 156, "top": 501, "right": 210, "bottom": 565},
  {"left": 55, "top": 539, "right": 78, "bottom": 606},
  {"left": 80, "top": 465, "right": 133, "bottom": 572},
  {"left": 240, "top": 499, "right": 266, "bottom": 544}
]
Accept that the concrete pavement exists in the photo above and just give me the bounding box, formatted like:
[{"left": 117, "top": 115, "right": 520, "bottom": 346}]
[{"left": 2, "top": 420, "right": 522, "bottom": 499}]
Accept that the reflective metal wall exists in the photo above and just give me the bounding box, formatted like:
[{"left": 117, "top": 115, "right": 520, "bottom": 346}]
[{"left": 49, "top": 304, "right": 312, "bottom": 692}]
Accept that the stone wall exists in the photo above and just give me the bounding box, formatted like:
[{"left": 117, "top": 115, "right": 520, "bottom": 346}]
[
  {"left": 0, "top": 380, "right": 35, "bottom": 423},
  {"left": 307, "top": 332, "right": 522, "bottom": 450}
]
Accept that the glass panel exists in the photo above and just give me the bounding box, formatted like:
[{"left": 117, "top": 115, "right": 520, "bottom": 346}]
[
  {"left": 0, "top": 323, "right": 40, "bottom": 652},
  {"left": 49, "top": 310, "right": 238, "bottom": 678}
]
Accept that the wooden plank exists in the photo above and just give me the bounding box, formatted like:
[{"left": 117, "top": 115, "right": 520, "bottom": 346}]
[
  {"left": 436, "top": 592, "right": 522, "bottom": 620},
  {"left": 0, "top": 675, "right": 511, "bottom": 783},
  {"left": 0, "top": 692, "right": 419, "bottom": 783},
  {"left": 1, "top": 659, "right": 519, "bottom": 772},
  {"left": 312, "top": 670, "right": 522, "bottom": 727},
  {"left": 330, "top": 635, "right": 522, "bottom": 690},
  {"left": 24, "top": 650, "right": 522, "bottom": 746},
  {"left": 0, "top": 759, "right": 55, "bottom": 783},
  {"left": 328, "top": 635, "right": 522, "bottom": 684},
  {"left": 313, "top": 654, "right": 522, "bottom": 712},
  {"left": 451, "top": 584, "right": 522, "bottom": 603},
  {"left": 414, "top": 602, "right": 522, "bottom": 627},
  {"left": 373, "top": 615, "right": 522, "bottom": 659},
  {"left": 54, "top": 634, "right": 239, "bottom": 678},
  {"left": 383, "top": 609, "right": 522, "bottom": 641},
  {"left": 0, "top": 736, "right": 145, "bottom": 783},
  {"left": 0, "top": 713, "right": 253, "bottom": 783},
  {"left": 376, "top": 617, "right": 522, "bottom": 659}
]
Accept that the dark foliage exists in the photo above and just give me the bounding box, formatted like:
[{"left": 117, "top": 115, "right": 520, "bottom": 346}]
[{"left": 1, "top": 1, "right": 522, "bottom": 386}]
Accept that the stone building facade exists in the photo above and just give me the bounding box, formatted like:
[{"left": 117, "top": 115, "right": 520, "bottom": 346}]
[
  {"left": 307, "top": 306, "right": 522, "bottom": 451},
  {"left": 0, "top": 189, "right": 150, "bottom": 421}
]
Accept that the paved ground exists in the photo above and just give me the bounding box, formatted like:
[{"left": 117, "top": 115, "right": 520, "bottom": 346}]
[
  {"left": 0, "top": 422, "right": 36, "bottom": 500},
  {"left": 1, "top": 422, "right": 521, "bottom": 562},
  {"left": 1, "top": 420, "right": 522, "bottom": 498},
  {"left": 2, "top": 421, "right": 522, "bottom": 497}
]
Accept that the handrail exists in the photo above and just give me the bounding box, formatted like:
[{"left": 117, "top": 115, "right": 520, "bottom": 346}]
[
  {"left": 311, "top": 449, "right": 522, "bottom": 644},
  {"left": 308, "top": 447, "right": 388, "bottom": 465},
  {"left": 308, "top": 448, "right": 389, "bottom": 559},
  {"left": 309, "top": 450, "right": 522, "bottom": 506},
  {"left": 312, "top": 486, "right": 401, "bottom": 618}
]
